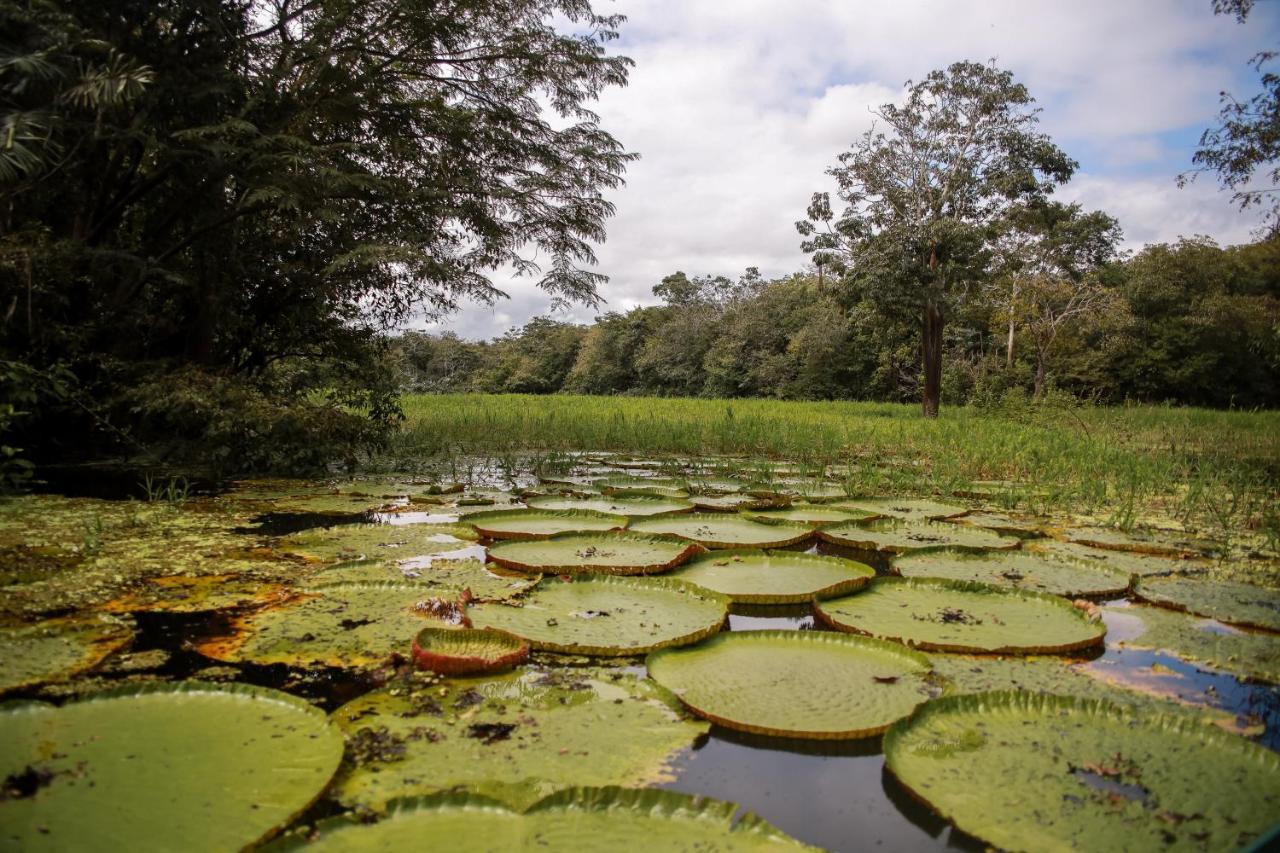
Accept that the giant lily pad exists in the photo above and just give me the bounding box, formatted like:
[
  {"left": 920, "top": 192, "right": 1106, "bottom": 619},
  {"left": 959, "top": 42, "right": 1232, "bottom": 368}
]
[
  {"left": 102, "top": 573, "right": 292, "bottom": 614},
  {"left": 279, "top": 523, "right": 478, "bottom": 563},
  {"left": 666, "top": 549, "right": 874, "bottom": 604},
  {"left": 328, "top": 668, "right": 709, "bottom": 810},
  {"left": 690, "top": 493, "right": 786, "bottom": 512},
  {"left": 815, "top": 578, "right": 1105, "bottom": 654},
  {"left": 194, "top": 582, "right": 455, "bottom": 668},
  {"left": 883, "top": 691, "right": 1280, "bottom": 852},
  {"left": 468, "top": 576, "right": 728, "bottom": 656},
  {"left": 0, "top": 616, "right": 134, "bottom": 695},
  {"left": 1133, "top": 576, "right": 1280, "bottom": 632},
  {"left": 463, "top": 509, "right": 626, "bottom": 540},
  {"left": 1059, "top": 525, "right": 1217, "bottom": 558},
  {"left": 411, "top": 627, "right": 529, "bottom": 674},
  {"left": 629, "top": 513, "right": 812, "bottom": 549},
  {"left": 1029, "top": 539, "right": 1208, "bottom": 578},
  {"left": 270, "top": 787, "right": 809, "bottom": 851},
  {"left": 835, "top": 498, "right": 969, "bottom": 521},
  {"left": 893, "top": 549, "right": 1130, "bottom": 598},
  {"left": 0, "top": 682, "right": 343, "bottom": 851},
  {"left": 1103, "top": 604, "right": 1280, "bottom": 683},
  {"left": 595, "top": 477, "right": 690, "bottom": 499},
  {"left": 742, "top": 504, "right": 876, "bottom": 526},
  {"left": 646, "top": 630, "right": 938, "bottom": 739},
  {"left": 819, "top": 518, "right": 1019, "bottom": 555},
  {"left": 525, "top": 495, "right": 694, "bottom": 516},
  {"left": 313, "top": 557, "right": 537, "bottom": 601},
  {"left": 486, "top": 532, "right": 702, "bottom": 575}
]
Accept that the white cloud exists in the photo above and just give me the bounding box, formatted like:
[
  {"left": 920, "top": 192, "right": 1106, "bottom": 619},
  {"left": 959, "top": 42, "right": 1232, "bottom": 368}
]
[{"left": 418, "top": 0, "right": 1278, "bottom": 340}]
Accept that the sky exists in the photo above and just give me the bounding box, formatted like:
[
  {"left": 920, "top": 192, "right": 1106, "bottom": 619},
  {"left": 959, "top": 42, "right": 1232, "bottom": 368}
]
[{"left": 418, "top": 0, "right": 1280, "bottom": 341}]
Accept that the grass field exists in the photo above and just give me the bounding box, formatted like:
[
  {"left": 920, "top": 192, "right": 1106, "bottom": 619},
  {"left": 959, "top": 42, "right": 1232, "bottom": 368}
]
[{"left": 390, "top": 394, "right": 1279, "bottom": 548}]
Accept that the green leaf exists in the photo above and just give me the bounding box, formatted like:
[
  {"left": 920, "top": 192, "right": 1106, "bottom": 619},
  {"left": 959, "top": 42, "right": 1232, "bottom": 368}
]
[{"left": 666, "top": 548, "right": 874, "bottom": 604}]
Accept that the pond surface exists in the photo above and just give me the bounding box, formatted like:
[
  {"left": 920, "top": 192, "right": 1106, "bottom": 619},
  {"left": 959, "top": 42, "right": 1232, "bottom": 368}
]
[{"left": 2, "top": 456, "right": 1278, "bottom": 851}]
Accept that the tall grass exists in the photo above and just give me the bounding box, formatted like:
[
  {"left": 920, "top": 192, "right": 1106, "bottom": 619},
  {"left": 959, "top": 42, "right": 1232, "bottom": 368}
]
[{"left": 387, "top": 393, "right": 1279, "bottom": 540}]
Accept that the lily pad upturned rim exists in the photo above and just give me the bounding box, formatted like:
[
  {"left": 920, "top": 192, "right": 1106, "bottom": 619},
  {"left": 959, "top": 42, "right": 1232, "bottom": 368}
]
[
  {"left": 460, "top": 508, "right": 628, "bottom": 540},
  {"left": 883, "top": 690, "right": 1280, "bottom": 853},
  {"left": 628, "top": 513, "right": 815, "bottom": 549},
  {"left": 814, "top": 576, "right": 1106, "bottom": 654},
  {"left": 667, "top": 548, "right": 875, "bottom": 604},
  {"left": 647, "top": 629, "right": 937, "bottom": 740},
  {"left": 523, "top": 494, "right": 696, "bottom": 517},
  {"left": 410, "top": 627, "right": 530, "bottom": 675},
  {"left": 485, "top": 531, "right": 705, "bottom": 575}
]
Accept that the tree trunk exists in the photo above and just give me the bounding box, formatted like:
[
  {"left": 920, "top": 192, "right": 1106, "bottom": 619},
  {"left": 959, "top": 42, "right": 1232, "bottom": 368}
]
[
  {"left": 1005, "top": 318, "right": 1015, "bottom": 367},
  {"left": 922, "top": 301, "right": 943, "bottom": 418},
  {"left": 1033, "top": 355, "right": 1046, "bottom": 399}
]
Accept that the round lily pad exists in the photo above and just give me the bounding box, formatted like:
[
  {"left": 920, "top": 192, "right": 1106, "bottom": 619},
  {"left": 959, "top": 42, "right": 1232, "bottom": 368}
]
[
  {"left": 269, "top": 787, "right": 809, "bottom": 851},
  {"left": 1133, "top": 576, "right": 1280, "bottom": 632},
  {"left": 1103, "top": 603, "right": 1280, "bottom": 682},
  {"left": 742, "top": 504, "right": 876, "bottom": 526},
  {"left": 486, "top": 532, "right": 702, "bottom": 575},
  {"left": 524, "top": 495, "right": 694, "bottom": 516},
  {"left": 594, "top": 477, "right": 690, "bottom": 499},
  {"left": 1059, "top": 525, "right": 1215, "bottom": 558},
  {"left": 468, "top": 576, "right": 729, "bottom": 656},
  {"left": 280, "top": 523, "right": 478, "bottom": 563},
  {"left": 629, "top": 513, "right": 812, "bottom": 549},
  {"left": 311, "top": 556, "right": 535, "bottom": 600},
  {"left": 0, "top": 681, "right": 343, "bottom": 851},
  {"left": 1030, "top": 539, "right": 1208, "bottom": 578},
  {"left": 819, "top": 518, "right": 1019, "bottom": 555},
  {"left": 411, "top": 627, "right": 529, "bottom": 675},
  {"left": 328, "top": 668, "right": 709, "bottom": 810},
  {"left": 463, "top": 509, "right": 627, "bottom": 540},
  {"left": 815, "top": 578, "right": 1106, "bottom": 654},
  {"left": 894, "top": 549, "right": 1130, "bottom": 598},
  {"left": 666, "top": 549, "right": 874, "bottom": 604},
  {"left": 883, "top": 691, "right": 1280, "bottom": 852},
  {"left": 0, "top": 616, "right": 134, "bottom": 695},
  {"left": 949, "top": 511, "right": 1046, "bottom": 537},
  {"left": 646, "top": 630, "right": 939, "bottom": 739},
  {"left": 690, "top": 493, "right": 786, "bottom": 512},
  {"left": 835, "top": 498, "right": 969, "bottom": 521},
  {"left": 102, "top": 573, "right": 292, "bottom": 614},
  {"left": 194, "top": 582, "right": 457, "bottom": 668}
]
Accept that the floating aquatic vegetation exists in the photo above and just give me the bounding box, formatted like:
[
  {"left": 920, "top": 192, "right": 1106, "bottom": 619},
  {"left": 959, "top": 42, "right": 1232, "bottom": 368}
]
[
  {"left": 0, "top": 682, "right": 343, "bottom": 851},
  {"left": 462, "top": 509, "right": 627, "bottom": 540},
  {"left": 628, "top": 513, "right": 812, "bottom": 549},
  {"left": 0, "top": 615, "right": 134, "bottom": 694},
  {"left": 1133, "top": 575, "right": 1280, "bottom": 632},
  {"left": 524, "top": 495, "right": 694, "bottom": 516},
  {"left": 1102, "top": 604, "right": 1280, "bottom": 683},
  {"left": 666, "top": 549, "right": 874, "bottom": 604},
  {"left": 1028, "top": 539, "right": 1208, "bottom": 578},
  {"left": 818, "top": 518, "right": 1019, "bottom": 555},
  {"left": 689, "top": 493, "right": 787, "bottom": 512},
  {"left": 411, "top": 627, "right": 528, "bottom": 674},
  {"left": 468, "top": 576, "right": 729, "bottom": 656},
  {"left": 278, "top": 523, "right": 478, "bottom": 563},
  {"left": 815, "top": 578, "right": 1106, "bottom": 654},
  {"left": 327, "top": 668, "right": 709, "bottom": 811},
  {"left": 312, "top": 557, "right": 537, "bottom": 600},
  {"left": 883, "top": 691, "right": 1280, "bottom": 852},
  {"left": 193, "top": 582, "right": 457, "bottom": 668},
  {"left": 947, "top": 510, "right": 1046, "bottom": 537},
  {"left": 268, "top": 787, "right": 809, "bottom": 851},
  {"left": 893, "top": 549, "right": 1130, "bottom": 598},
  {"left": 833, "top": 498, "right": 969, "bottom": 521},
  {"left": 485, "top": 532, "right": 702, "bottom": 575},
  {"left": 101, "top": 573, "right": 292, "bottom": 614},
  {"left": 594, "top": 476, "right": 691, "bottom": 499},
  {"left": 647, "top": 630, "right": 938, "bottom": 739},
  {"left": 741, "top": 504, "right": 876, "bottom": 526},
  {"left": 1057, "top": 525, "right": 1218, "bottom": 558}
]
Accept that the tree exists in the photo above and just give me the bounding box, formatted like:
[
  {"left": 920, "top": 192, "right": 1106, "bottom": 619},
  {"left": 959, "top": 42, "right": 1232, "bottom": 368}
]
[
  {"left": 1181, "top": 0, "right": 1279, "bottom": 232},
  {"left": 798, "top": 60, "right": 1076, "bottom": 417},
  {"left": 0, "top": 0, "right": 633, "bottom": 469}
]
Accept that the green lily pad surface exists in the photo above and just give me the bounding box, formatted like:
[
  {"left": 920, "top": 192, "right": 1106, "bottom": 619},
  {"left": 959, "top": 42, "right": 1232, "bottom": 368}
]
[
  {"left": 1029, "top": 539, "right": 1208, "bottom": 577},
  {"left": 329, "top": 668, "right": 709, "bottom": 810},
  {"left": 884, "top": 692, "right": 1280, "bottom": 852},
  {"left": 666, "top": 549, "right": 874, "bottom": 604},
  {"left": 819, "top": 518, "right": 1019, "bottom": 555},
  {"left": 280, "top": 523, "right": 478, "bottom": 563},
  {"left": 524, "top": 495, "right": 694, "bottom": 516},
  {"left": 463, "top": 509, "right": 626, "bottom": 540},
  {"left": 743, "top": 504, "right": 876, "bottom": 526},
  {"left": 816, "top": 578, "right": 1106, "bottom": 654},
  {"left": 468, "top": 576, "right": 728, "bottom": 656},
  {"left": 836, "top": 498, "right": 969, "bottom": 521},
  {"left": 102, "top": 573, "right": 292, "bottom": 614},
  {"left": 629, "top": 513, "right": 812, "bottom": 549},
  {"left": 270, "top": 788, "right": 809, "bottom": 851},
  {"left": 310, "top": 557, "right": 535, "bottom": 600},
  {"left": 0, "top": 682, "right": 343, "bottom": 851},
  {"left": 1134, "top": 575, "right": 1280, "bottom": 632},
  {"left": 949, "top": 511, "right": 1047, "bottom": 537},
  {"left": 1060, "top": 525, "right": 1216, "bottom": 557},
  {"left": 1103, "top": 604, "right": 1280, "bottom": 683},
  {"left": 411, "top": 627, "right": 529, "bottom": 674},
  {"left": 194, "top": 582, "right": 452, "bottom": 667},
  {"left": 486, "top": 532, "right": 702, "bottom": 575},
  {"left": 0, "top": 616, "right": 134, "bottom": 694},
  {"left": 893, "top": 549, "right": 1130, "bottom": 598},
  {"left": 647, "top": 630, "right": 938, "bottom": 739},
  {"left": 595, "top": 477, "right": 690, "bottom": 499},
  {"left": 690, "top": 493, "right": 785, "bottom": 512}
]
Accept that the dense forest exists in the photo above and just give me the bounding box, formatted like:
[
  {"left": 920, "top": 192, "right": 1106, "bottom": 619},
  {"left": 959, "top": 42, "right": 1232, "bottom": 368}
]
[{"left": 390, "top": 235, "right": 1280, "bottom": 409}]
